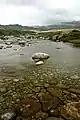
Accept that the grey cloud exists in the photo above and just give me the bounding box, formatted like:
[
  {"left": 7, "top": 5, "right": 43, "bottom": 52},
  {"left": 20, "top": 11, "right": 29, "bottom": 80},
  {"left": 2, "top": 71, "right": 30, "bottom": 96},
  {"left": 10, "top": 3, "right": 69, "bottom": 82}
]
[
  {"left": 0, "top": 0, "right": 36, "bottom": 6},
  {"left": 0, "top": 0, "right": 79, "bottom": 25},
  {"left": 37, "top": 8, "right": 73, "bottom": 25}
]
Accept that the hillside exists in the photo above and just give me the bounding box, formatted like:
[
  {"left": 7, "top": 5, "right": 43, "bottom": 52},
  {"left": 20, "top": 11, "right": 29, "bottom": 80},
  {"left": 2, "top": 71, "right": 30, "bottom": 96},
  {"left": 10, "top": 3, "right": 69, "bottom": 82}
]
[{"left": 0, "top": 21, "right": 80, "bottom": 31}]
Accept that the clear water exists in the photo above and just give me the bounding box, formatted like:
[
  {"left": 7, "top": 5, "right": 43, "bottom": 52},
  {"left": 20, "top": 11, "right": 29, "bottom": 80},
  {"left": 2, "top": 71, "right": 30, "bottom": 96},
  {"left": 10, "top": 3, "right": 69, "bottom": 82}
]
[{"left": 0, "top": 40, "right": 80, "bottom": 88}]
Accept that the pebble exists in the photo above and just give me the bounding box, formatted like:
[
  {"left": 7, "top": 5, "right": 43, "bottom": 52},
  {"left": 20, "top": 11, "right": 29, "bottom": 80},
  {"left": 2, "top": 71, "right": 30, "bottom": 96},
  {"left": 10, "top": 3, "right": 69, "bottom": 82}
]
[
  {"left": 33, "top": 80, "right": 38, "bottom": 84},
  {"left": 71, "top": 93, "right": 77, "bottom": 99},
  {"left": 44, "top": 83, "right": 49, "bottom": 88},
  {"left": 13, "top": 79, "right": 19, "bottom": 82},
  {"left": 36, "top": 112, "right": 48, "bottom": 119},
  {"left": 1, "top": 112, "right": 15, "bottom": 120},
  {"left": 70, "top": 75, "right": 79, "bottom": 79},
  {"left": 0, "top": 82, "right": 5, "bottom": 86},
  {"left": 0, "top": 87, "right": 6, "bottom": 93},
  {"left": 46, "top": 117, "right": 64, "bottom": 120}
]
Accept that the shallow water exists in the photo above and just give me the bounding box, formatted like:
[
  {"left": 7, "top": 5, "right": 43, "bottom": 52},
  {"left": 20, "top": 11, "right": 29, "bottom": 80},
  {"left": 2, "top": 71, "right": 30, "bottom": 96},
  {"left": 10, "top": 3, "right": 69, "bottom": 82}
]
[{"left": 0, "top": 40, "right": 80, "bottom": 87}]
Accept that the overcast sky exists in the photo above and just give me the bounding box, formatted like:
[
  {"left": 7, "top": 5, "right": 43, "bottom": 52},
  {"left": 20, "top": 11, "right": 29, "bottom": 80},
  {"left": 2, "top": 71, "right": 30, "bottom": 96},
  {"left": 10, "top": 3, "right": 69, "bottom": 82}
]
[{"left": 0, "top": 0, "right": 79, "bottom": 26}]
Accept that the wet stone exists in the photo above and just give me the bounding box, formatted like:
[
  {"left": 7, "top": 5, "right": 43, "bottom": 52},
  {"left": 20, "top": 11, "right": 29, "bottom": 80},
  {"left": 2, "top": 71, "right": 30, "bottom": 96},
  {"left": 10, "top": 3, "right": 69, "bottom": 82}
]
[
  {"left": 34, "top": 87, "right": 41, "bottom": 92},
  {"left": 56, "top": 84, "right": 68, "bottom": 89},
  {"left": 47, "top": 87, "right": 62, "bottom": 98},
  {"left": 63, "top": 90, "right": 70, "bottom": 95},
  {"left": 0, "top": 87, "right": 6, "bottom": 93},
  {"left": 6, "top": 45, "right": 12, "bottom": 48},
  {"left": 70, "top": 75, "right": 79, "bottom": 79},
  {"left": 44, "top": 83, "right": 49, "bottom": 88},
  {"left": 20, "top": 99, "right": 41, "bottom": 118},
  {"left": 49, "top": 108, "right": 61, "bottom": 117},
  {"left": 41, "top": 94, "right": 61, "bottom": 112},
  {"left": 33, "top": 80, "right": 38, "bottom": 84},
  {"left": 46, "top": 117, "right": 64, "bottom": 120},
  {"left": 1, "top": 112, "right": 16, "bottom": 120},
  {"left": 71, "top": 93, "right": 77, "bottom": 99},
  {"left": 35, "top": 111, "right": 48, "bottom": 119},
  {"left": 0, "top": 82, "right": 5, "bottom": 86},
  {"left": 13, "top": 79, "right": 19, "bottom": 82}
]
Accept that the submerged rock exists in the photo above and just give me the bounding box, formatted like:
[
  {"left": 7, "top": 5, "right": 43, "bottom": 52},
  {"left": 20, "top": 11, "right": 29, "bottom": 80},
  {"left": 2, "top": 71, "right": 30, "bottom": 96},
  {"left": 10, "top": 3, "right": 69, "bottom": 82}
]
[
  {"left": 56, "top": 48, "right": 61, "bottom": 49},
  {"left": 6, "top": 45, "right": 12, "bottom": 48},
  {"left": 36, "top": 61, "right": 44, "bottom": 65},
  {"left": 20, "top": 99, "right": 41, "bottom": 118},
  {"left": 41, "top": 94, "right": 61, "bottom": 112},
  {"left": 0, "top": 46, "right": 3, "bottom": 49},
  {"left": 18, "top": 41, "right": 25, "bottom": 46},
  {"left": 35, "top": 112, "right": 48, "bottom": 119},
  {"left": 0, "top": 87, "right": 6, "bottom": 93},
  {"left": 5, "top": 42, "right": 12, "bottom": 45},
  {"left": 13, "top": 79, "right": 19, "bottom": 82},
  {"left": 70, "top": 75, "right": 79, "bottom": 79},
  {"left": 14, "top": 48, "right": 17, "bottom": 51}
]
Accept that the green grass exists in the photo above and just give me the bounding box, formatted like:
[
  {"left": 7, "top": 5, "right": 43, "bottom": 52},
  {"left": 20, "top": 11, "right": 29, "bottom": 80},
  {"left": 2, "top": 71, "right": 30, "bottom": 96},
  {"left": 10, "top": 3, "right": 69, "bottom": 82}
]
[
  {"left": 69, "top": 39, "right": 80, "bottom": 44},
  {"left": 73, "top": 44, "right": 80, "bottom": 47},
  {"left": 69, "top": 39, "right": 80, "bottom": 47}
]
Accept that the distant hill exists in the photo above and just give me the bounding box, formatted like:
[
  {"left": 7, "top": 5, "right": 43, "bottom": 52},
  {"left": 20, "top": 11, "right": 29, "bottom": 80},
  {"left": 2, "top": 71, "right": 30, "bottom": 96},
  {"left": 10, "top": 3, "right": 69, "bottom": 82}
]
[
  {"left": 0, "top": 21, "right": 80, "bottom": 31},
  {"left": 0, "top": 24, "right": 35, "bottom": 31}
]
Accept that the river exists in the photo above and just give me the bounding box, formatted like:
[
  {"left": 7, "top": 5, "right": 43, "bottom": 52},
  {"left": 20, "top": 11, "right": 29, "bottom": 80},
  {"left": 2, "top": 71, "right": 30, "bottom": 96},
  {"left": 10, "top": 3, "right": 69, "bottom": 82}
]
[{"left": 0, "top": 40, "right": 80, "bottom": 88}]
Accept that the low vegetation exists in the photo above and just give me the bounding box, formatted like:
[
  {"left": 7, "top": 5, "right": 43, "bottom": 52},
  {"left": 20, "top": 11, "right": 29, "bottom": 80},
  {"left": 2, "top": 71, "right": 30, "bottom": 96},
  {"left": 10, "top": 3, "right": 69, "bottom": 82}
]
[
  {"left": 69, "top": 40, "right": 80, "bottom": 47},
  {"left": 0, "top": 29, "right": 36, "bottom": 37},
  {"left": 39, "top": 29, "right": 80, "bottom": 47},
  {"left": 0, "top": 27, "right": 80, "bottom": 47}
]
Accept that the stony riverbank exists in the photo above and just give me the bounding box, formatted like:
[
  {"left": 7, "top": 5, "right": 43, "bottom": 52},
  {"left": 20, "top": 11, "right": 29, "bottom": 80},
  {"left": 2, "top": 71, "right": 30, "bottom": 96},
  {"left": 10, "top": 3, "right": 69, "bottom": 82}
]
[{"left": 0, "top": 72, "right": 80, "bottom": 120}]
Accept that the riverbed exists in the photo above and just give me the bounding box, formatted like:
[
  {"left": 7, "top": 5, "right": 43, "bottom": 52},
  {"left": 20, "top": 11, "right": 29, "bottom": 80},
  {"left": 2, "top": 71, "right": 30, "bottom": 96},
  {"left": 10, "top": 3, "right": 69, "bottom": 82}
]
[
  {"left": 0, "top": 40, "right": 80, "bottom": 119},
  {"left": 0, "top": 40, "right": 80, "bottom": 85}
]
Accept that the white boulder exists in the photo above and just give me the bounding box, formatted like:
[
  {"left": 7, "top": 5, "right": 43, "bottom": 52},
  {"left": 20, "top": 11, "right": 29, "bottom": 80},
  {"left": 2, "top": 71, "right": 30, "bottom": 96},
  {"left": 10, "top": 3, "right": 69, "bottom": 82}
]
[
  {"left": 32, "top": 53, "right": 50, "bottom": 60},
  {"left": 32, "top": 53, "right": 50, "bottom": 65}
]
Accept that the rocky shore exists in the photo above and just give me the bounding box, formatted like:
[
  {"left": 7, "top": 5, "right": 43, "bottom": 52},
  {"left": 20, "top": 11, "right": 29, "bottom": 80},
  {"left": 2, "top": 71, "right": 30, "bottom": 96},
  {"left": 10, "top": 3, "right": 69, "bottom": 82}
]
[{"left": 0, "top": 74, "right": 80, "bottom": 120}]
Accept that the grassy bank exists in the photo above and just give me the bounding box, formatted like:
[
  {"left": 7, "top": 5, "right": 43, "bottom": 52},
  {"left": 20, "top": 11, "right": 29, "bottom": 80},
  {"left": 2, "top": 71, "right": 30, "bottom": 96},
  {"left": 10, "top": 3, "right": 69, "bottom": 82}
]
[
  {"left": 0, "top": 28, "right": 80, "bottom": 47},
  {"left": 69, "top": 40, "right": 80, "bottom": 47},
  {"left": 40, "top": 29, "right": 80, "bottom": 47}
]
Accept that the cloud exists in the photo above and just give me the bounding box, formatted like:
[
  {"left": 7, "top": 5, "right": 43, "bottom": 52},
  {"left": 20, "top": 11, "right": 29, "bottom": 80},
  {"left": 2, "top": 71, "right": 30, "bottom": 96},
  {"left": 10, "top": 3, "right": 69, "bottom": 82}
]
[{"left": 0, "top": 0, "right": 79, "bottom": 25}]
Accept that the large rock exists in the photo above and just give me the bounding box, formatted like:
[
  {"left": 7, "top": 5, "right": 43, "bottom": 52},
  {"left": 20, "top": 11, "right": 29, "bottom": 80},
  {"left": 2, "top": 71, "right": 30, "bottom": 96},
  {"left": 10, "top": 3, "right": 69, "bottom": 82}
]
[
  {"left": 40, "top": 94, "right": 61, "bottom": 112},
  {"left": 20, "top": 99, "right": 41, "bottom": 118},
  {"left": 61, "top": 102, "right": 80, "bottom": 120},
  {"left": 32, "top": 53, "right": 50, "bottom": 61}
]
